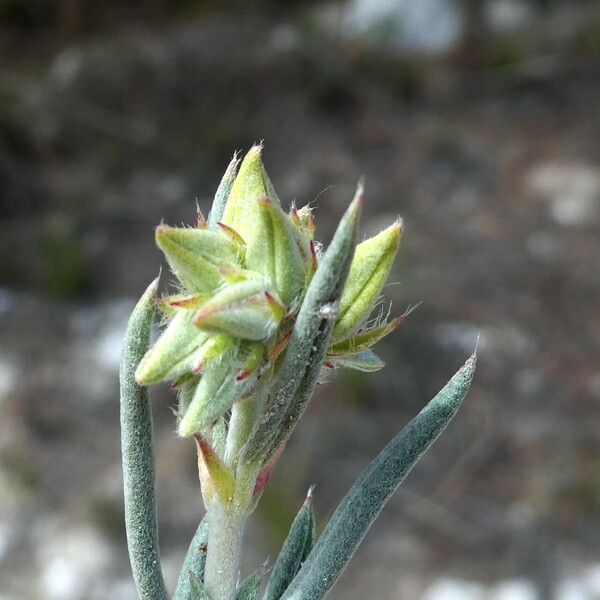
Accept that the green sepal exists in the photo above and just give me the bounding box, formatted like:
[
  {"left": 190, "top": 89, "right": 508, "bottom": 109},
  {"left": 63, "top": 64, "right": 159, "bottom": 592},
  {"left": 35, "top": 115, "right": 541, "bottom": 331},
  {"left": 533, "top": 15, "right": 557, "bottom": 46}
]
[
  {"left": 327, "top": 315, "right": 402, "bottom": 356},
  {"left": 135, "top": 310, "right": 209, "bottom": 386},
  {"left": 211, "top": 416, "right": 228, "bottom": 459},
  {"left": 194, "top": 279, "right": 286, "bottom": 341},
  {"left": 155, "top": 225, "right": 242, "bottom": 293},
  {"left": 280, "top": 353, "right": 476, "bottom": 600},
  {"left": 264, "top": 486, "right": 315, "bottom": 600},
  {"left": 291, "top": 205, "right": 315, "bottom": 240},
  {"left": 332, "top": 221, "right": 401, "bottom": 343},
  {"left": 255, "top": 197, "right": 308, "bottom": 306},
  {"left": 176, "top": 375, "right": 200, "bottom": 420},
  {"left": 195, "top": 433, "right": 236, "bottom": 506},
  {"left": 330, "top": 349, "right": 384, "bottom": 372},
  {"left": 178, "top": 342, "right": 263, "bottom": 437},
  {"left": 221, "top": 145, "right": 280, "bottom": 264}
]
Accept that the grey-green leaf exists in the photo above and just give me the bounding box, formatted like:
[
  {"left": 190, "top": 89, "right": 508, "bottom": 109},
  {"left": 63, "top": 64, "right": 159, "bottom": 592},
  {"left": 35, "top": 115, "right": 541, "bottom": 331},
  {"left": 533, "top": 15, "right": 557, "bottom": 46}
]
[
  {"left": 280, "top": 353, "right": 476, "bottom": 600},
  {"left": 264, "top": 487, "right": 315, "bottom": 600},
  {"left": 243, "top": 187, "right": 362, "bottom": 464},
  {"left": 208, "top": 153, "right": 240, "bottom": 226},
  {"left": 332, "top": 349, "right": 384, "bottom": 372},
  {"left": 189, "top": 571, "right": 210, "bottom": 600},
  {"left": 235, "top": 565, "right": 264, "bottom": 600},
  {"left": 119, "top": 277, "right": 168, "bottom": 600},
  {"left": 302, "top": 497, "right": 316, "bottom": 562},
  {"left": 173, "top": 517, "right": 209, "bottom": 600}
]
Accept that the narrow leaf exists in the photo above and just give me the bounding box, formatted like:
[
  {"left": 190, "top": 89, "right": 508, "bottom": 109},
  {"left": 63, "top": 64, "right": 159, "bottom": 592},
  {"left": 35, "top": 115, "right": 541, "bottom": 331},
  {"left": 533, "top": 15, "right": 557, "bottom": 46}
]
[
  {"left": 189, "top": 571, "right": 210, "bottom": 600},
  {"left": 209, "top": 153, "right": 240, "bottom": 226},
  {"left": 119, "top": 277, "right": 168, "bottom": 600},
  {"left": 243, "top": 186, "right": 363, "bottom": 464},
  {"left": 235, "top": 566, "right": 265, "bottom": 600},
  {"left": 327, "top": 316, "right": 403, "bottom": 356},
  {"left": 281, "top": 353, "right": 476, "bottom": 600},
  {"left": 264, "top": 487, "right": 315, "bottom": 600},
  {"left": 173, "top": 517, "right": 209, "bottom": 600},
  {"left": 331, "top": 349, "right": 385, "bottom": 372}
]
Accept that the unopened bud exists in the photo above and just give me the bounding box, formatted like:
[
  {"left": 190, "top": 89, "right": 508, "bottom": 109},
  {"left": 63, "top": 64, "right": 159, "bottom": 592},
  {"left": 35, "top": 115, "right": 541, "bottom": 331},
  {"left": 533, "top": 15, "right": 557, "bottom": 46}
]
[
  {"left": 332, "top": 220, "right": 401, "bottom": 343},
  {"left": 194, "top": 279, "right": 285, "bottom": 341},
  {"left": 155, "top": 225, "right": 243, "bottom": 293}
]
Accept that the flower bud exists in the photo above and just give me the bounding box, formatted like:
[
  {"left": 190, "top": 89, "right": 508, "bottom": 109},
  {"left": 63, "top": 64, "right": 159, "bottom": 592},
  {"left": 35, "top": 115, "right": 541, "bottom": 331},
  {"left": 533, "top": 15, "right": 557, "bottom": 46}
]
[
  {"left": 155, "top": 225, "right": 243, "bottom": 293},
  {"left": 179, "top": 342, "right": 264, "bottom": 437},
  {"left": 332, "top": 220, "right": 401, "bottom": 343},
  {"left": 291, "top": 204, "right": 316, "bottom": 240},
  {"left": 135, "top": 310, "right": 209, "bottom": 385},
  {"left": 253, "top": 198, "right": 307, "bottom": 306},
  {"left": 194, "top": 279, "right": 285, "bottom": 341},
  {"left": 221, "top": 145, "right": 279, "bottom": 259}
]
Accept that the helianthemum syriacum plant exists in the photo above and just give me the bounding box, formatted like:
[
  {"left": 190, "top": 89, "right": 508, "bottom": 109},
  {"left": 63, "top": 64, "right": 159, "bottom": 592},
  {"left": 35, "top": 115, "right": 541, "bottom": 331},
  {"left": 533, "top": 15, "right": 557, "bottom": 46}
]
[{"left": 120, "top": 145, "right": 476, "bottom": 600}]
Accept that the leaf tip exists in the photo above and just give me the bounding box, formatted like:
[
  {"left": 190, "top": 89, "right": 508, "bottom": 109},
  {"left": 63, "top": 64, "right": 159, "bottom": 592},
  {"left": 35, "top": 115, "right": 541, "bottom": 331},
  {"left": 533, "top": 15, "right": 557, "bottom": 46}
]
[{"left": 305, "top": 484, "right": 315, "bottom": 505}]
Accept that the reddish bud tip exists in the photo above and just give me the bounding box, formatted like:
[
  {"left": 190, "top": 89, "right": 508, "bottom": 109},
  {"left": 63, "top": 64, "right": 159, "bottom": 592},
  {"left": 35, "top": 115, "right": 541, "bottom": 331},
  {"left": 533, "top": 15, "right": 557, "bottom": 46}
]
[
  {"left": 217, "top": 222, "right": 246, "bottom": 246},
  {"left": 193, "top": 361, "right": 203, "bottom": 374},
  {"left": 196, "top": 209, "right": 207, "bottom": 229},
  {"left": 236, "top": 369, "right": 251, "bottom": 381}
]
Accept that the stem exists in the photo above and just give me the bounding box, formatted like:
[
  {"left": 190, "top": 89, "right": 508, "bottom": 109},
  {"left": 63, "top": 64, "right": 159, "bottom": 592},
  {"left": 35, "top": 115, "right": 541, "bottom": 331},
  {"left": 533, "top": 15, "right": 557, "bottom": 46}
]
[
  {"left": 204, "top": 505, "right": 246, "bottom": 600},
  {"left": 224, "top": 387, "right": 267, "bottom": 467},
  {"left": 203, "top": 392, "right": 264, "bottom": 600},
  {"left": 120, "top": 278, "right": 168, "bottom": 600}
]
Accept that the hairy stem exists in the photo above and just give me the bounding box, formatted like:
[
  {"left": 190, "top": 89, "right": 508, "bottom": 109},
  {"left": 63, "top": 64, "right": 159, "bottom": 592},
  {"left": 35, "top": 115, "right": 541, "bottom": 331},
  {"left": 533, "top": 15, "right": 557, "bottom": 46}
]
[{"left": 204, "top": 505, "right": 246, "bottom": 600}]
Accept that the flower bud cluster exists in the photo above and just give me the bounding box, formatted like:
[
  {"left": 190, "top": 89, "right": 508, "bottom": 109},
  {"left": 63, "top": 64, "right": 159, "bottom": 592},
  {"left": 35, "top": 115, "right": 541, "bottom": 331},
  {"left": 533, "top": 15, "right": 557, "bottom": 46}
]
[{"left": 135, "top": 146, "right": 402, "bottom": 444}]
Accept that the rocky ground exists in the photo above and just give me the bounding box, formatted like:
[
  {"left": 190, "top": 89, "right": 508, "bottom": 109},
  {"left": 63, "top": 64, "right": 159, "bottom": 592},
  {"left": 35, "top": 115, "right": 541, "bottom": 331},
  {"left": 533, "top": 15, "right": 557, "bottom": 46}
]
[{"left": 1, "top": 2, "right": 599, "bottom": 598}]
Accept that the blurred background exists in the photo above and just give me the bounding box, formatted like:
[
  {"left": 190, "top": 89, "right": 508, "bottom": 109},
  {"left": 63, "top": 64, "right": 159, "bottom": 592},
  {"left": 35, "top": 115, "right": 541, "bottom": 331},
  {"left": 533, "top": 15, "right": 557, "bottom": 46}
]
[{"left": 1, "top": 1, "right": 599, "bottom": 598}]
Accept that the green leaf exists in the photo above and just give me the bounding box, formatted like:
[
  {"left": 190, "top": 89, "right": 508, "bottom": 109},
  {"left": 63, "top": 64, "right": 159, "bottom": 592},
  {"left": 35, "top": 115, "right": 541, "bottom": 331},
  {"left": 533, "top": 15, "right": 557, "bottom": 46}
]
[
  {"left": 242, "top": 186, "right": 363, "bottom": 464},
  {"left": 264, "top": 487, "right": 315, "bottom": 600},
  {"left": 189, "top": 571, "right": 210, "bottom": 600},
  {"left": 119, "top": 277, "right": 168, "bottom": 600},
  {"left": 173, "top": 517, "right": 209, "bottom": 600},
  {"left": 280, "top": 353, "right": 476, "bottom": 600},
  {"left": 331, "top": 349, "right": 384, "bottom": 372}
]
